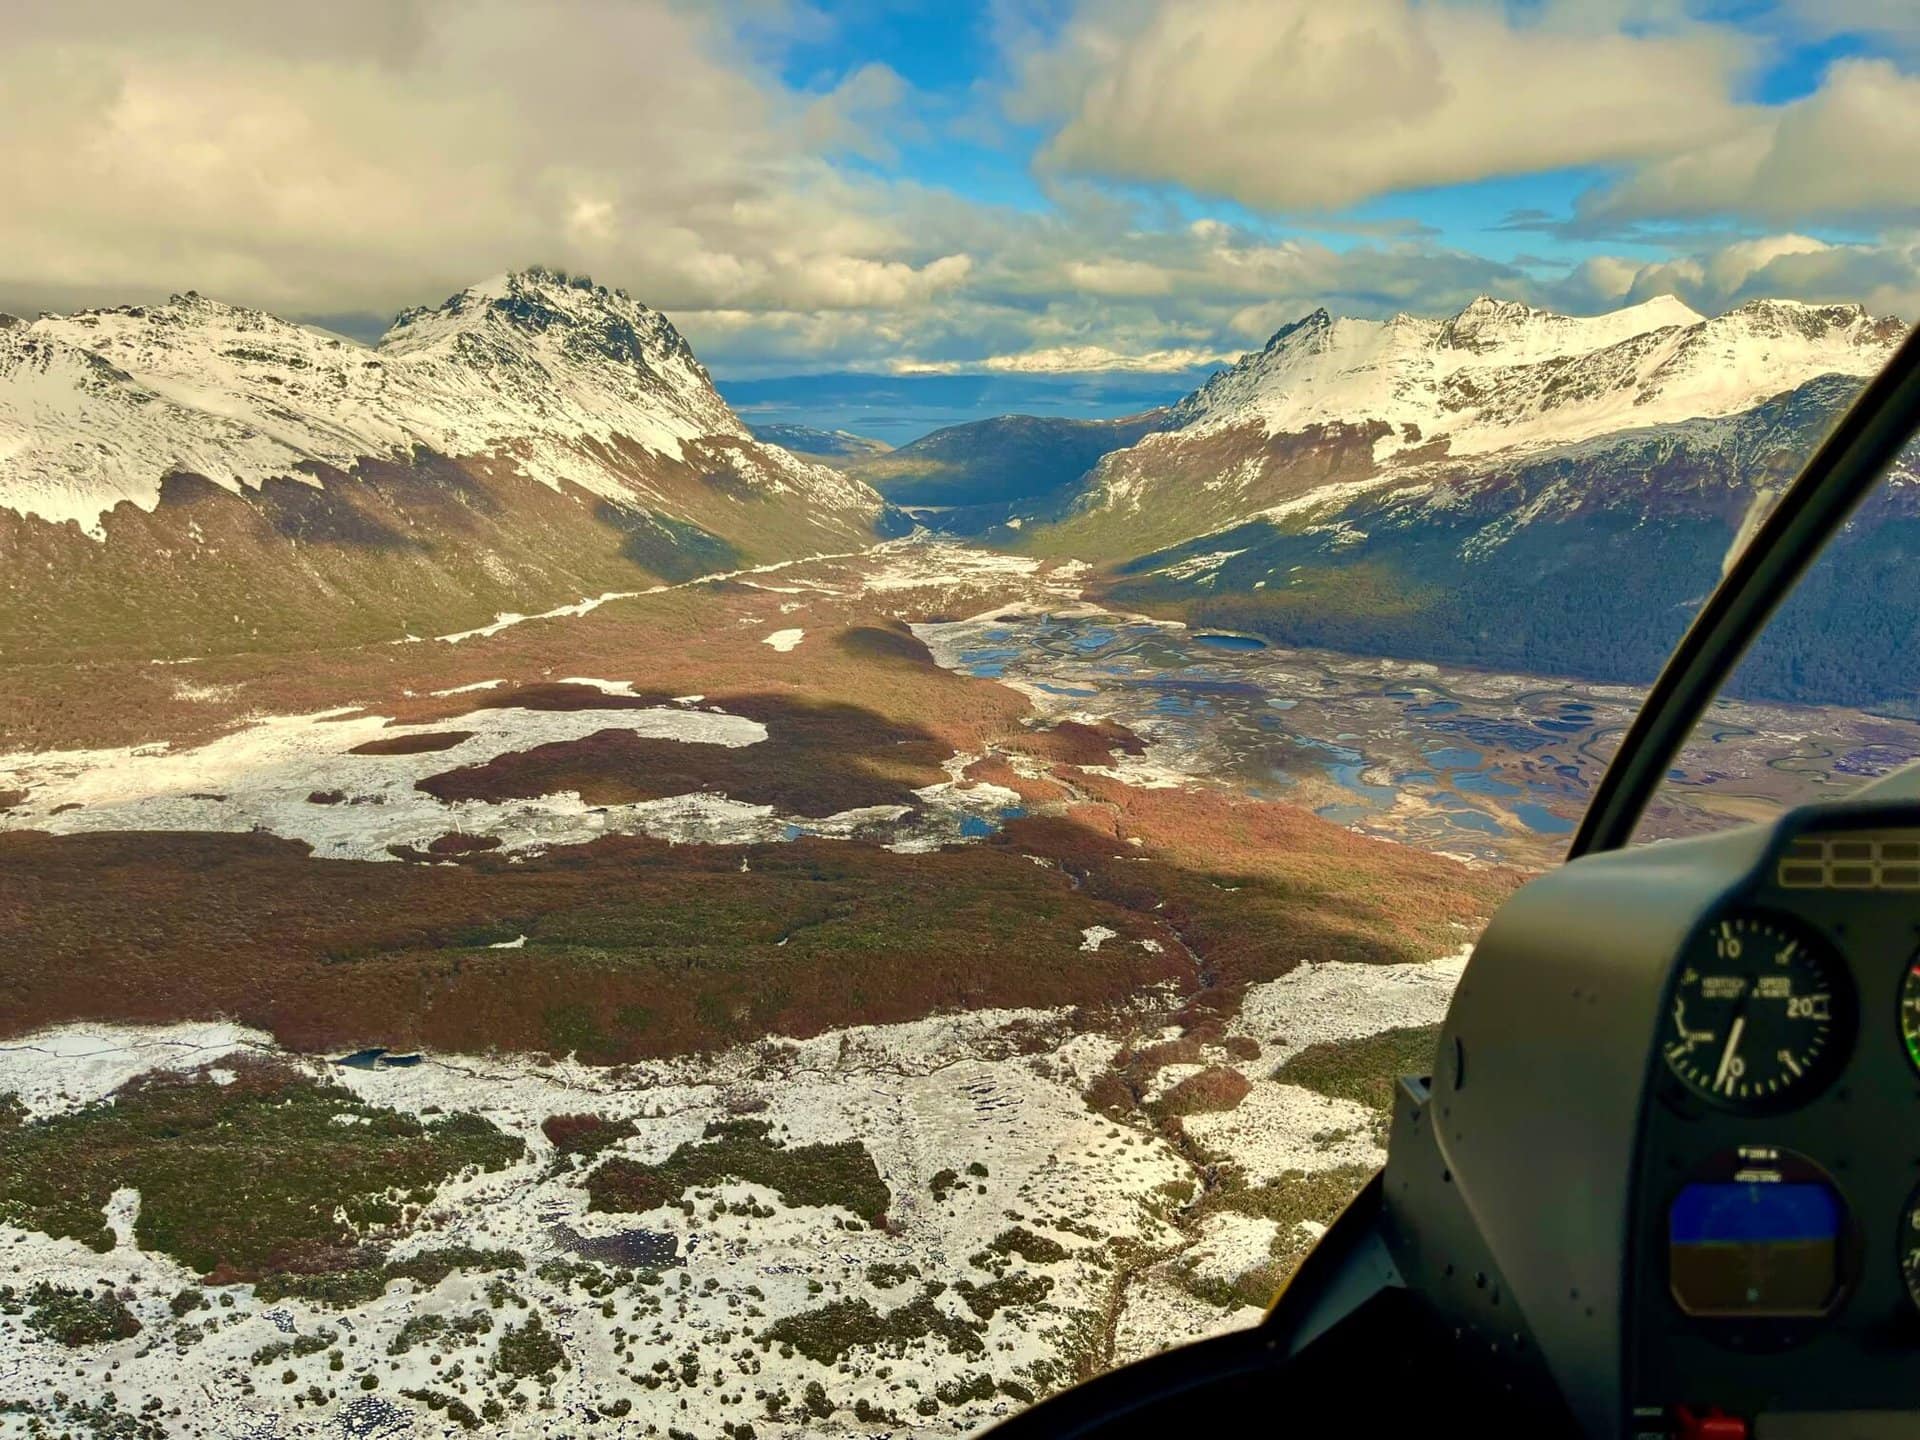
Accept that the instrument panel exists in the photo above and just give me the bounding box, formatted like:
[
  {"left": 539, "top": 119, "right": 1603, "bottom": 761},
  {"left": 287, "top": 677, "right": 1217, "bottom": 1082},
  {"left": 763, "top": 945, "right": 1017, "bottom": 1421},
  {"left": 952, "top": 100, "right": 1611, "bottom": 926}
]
[{"left": 1629, "top": 815, "right": 1920, "bottom": 1425}]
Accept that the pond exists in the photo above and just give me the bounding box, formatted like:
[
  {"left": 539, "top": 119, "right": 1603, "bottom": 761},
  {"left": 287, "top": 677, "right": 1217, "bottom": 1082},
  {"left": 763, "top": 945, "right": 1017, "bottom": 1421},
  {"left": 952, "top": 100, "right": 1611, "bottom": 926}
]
[{"left": 1194, "top": 632, "right": 1267, "bottom": 652}]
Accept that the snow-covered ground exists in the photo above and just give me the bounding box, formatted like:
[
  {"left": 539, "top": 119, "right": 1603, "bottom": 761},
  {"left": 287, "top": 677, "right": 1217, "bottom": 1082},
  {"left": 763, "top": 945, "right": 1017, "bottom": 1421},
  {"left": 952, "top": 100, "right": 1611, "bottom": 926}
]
[
  {"left": 0, "top": 694, "right": 1033, "bottom": 862},
  {"left": 0, "top": 954, "right": 1464, "bottom": 1438}
]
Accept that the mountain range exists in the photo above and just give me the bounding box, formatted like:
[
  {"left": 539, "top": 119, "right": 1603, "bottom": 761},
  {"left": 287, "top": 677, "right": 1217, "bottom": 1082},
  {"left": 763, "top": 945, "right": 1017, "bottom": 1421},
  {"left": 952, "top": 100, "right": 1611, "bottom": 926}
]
[
  {"left": 0, "top": 268, "right": 895, "bottom": 660},
  {"left": 5, "top": 275, "right": 1911, "bottom": 705}
]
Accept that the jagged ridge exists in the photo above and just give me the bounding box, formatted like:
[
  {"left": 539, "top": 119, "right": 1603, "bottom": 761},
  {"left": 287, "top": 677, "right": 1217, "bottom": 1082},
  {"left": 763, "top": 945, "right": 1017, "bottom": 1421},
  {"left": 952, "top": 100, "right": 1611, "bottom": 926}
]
[
  {"left": 0, "top": 269, "right": 890, "bottom": 661},
  {"left": 0, "top": 266, "right": 877, "bottom": 536}
]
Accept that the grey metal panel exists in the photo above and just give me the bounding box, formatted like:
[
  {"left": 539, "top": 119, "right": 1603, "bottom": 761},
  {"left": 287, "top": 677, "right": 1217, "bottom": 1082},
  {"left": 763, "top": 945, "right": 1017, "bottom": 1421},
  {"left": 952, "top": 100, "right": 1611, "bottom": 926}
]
[{"left": 1399, "top": 824, "right": 1771, "bottom": 1437}]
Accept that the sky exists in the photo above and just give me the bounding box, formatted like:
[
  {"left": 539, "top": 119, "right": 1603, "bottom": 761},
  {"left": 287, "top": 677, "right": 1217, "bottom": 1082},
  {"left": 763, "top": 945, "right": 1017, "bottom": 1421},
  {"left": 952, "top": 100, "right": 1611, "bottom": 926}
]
[{"left": 2, "top": 0, "right": 1917, "bottom": 386}]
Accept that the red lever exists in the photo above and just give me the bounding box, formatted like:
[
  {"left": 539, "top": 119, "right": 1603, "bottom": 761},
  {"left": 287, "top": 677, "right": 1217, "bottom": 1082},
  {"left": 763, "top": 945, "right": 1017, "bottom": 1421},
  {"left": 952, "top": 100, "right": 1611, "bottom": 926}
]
[{"left": 1673, "top": 1406, "right": 1749, "bottom": 1440}]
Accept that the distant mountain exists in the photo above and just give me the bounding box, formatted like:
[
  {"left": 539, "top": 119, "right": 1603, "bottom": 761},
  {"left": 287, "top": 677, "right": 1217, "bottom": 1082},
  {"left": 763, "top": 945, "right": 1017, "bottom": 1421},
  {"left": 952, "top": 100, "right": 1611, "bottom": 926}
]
[
  {"left": 1018, "top": 296, "right": 1915, "bottom": 705},
  {"left": 854, "top": 411, "right": 1169, "bottom": 536},
  {"left": 0, "top": 269, "right": 889, "bottom": 660},
  {"left": 747, "top": 423, "right": 892, "bottom": 465}
]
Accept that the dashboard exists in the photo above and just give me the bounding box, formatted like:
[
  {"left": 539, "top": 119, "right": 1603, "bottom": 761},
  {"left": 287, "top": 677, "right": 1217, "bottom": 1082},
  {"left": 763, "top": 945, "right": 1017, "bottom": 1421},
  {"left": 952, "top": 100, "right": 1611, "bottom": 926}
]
[
  {"left": 1377, "top": 782, "right": 1920, "bottom": 1440},
  {"left": 1630, "top": 814, "right": 1920, "bottom": 1431}
]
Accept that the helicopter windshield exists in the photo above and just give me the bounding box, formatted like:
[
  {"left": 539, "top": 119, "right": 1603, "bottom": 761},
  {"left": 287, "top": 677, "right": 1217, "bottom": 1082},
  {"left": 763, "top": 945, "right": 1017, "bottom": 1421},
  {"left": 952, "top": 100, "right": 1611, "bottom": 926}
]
[{"left": 1632, "top": 388, "right": 1920, "bottom": 846}]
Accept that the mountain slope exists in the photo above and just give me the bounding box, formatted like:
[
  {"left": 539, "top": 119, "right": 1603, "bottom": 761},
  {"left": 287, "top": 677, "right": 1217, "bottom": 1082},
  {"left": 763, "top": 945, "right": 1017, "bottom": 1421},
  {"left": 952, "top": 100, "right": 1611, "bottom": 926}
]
[
  {"left": 746, "top": 423, "right": 892, "bottom": 465},
  {"left": 1035, "top": 296, "right": 1903, "bottom": 562},
  {"left": 1019, "top": 295, "right": 1915, "bottom": 705},
  {"left": 854, "top": 410, "right": 1168, "bottom": 535},
  {"left": 0, "top": 269, "right": 890, "bottom": 660}
]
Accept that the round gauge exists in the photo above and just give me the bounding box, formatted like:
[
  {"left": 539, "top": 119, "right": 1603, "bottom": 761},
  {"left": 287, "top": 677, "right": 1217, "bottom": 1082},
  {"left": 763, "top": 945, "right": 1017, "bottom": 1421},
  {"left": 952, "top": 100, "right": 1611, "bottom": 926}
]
[
  {"left": 1661, "top": 911, "right": 1849, "bottom": 1109},
  {"left": 1902, "top": 1185, "right": 1920, "bottom": 1312},
  {"left": 1897, "top": 957, "right": 1920, "bottom": 1077}
]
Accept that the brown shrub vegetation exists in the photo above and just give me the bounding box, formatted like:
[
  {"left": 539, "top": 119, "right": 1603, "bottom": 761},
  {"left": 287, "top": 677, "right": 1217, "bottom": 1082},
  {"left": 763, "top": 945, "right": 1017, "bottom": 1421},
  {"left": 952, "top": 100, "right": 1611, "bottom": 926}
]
[
  {"left": 349, "top": 730, "right": 475, "bottom": 756},
  {"left": 541, "top": 1114, "right": 638, "bottom": 1159},
  {"left": 960, "top": 757, "right": 1067, "bottom": 805},
  {"left": 0, "top": 827, "right": 1187, "bottom": 1062},
  {"left": 1154, "top": 1065, "right": 1252, "bottom": 1117},
  {"left": 417, "top": 695, "right": 951, "bottom": 817},
  {"left": 1007, "top": 720, "right": 1146, "bottom": 769}
]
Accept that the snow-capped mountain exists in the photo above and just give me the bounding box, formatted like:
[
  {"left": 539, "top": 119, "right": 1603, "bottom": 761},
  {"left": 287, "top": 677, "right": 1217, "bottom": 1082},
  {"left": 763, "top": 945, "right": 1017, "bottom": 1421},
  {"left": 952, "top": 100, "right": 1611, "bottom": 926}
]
[
  {"left": 3, "top": 268, "right": 875, "bottom": 534},
  {"left": 1055, "top": 296, "right": 1905, "bottom": 556},
  {"left": 1167, "top": 295, "right": 1905, "bottom": 458},
  {"left": 0, "top": 269, "right": 890, "bottom": 659},
  {"left": 1032, "top": 295, "right": 1914, "bottom": 704}
]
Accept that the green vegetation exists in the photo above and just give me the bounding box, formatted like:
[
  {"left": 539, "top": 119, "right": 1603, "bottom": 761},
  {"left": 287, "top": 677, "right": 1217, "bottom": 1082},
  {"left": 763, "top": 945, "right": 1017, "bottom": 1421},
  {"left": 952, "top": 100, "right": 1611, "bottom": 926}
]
[
  {"left": 0, "top": 1093, "right": 23, "bottom": 1129},
  {"left": 802, "top": 1381, "right": 834, "bottom": 1419},
  {"left": 401, "top": 1388, "right": 482, "bottom": 1430},
  {"left": 1211, "top": 1164, "right": 1377, "bottom": 1234},
  {"left": 494, "top": 1311, "right": 567, "bottom": 1380},
  {"left": 1182, "top": 1163, "right": 1379, "bottom": 1307},
  {"left": 982, "top": 1227, "right": 1068, "bottom": 1266},
  {"left": 760, "top": 1291, "right": 985, "bottom": 1365},
  {"left": 0, "top": 1058, "right": 521, "bottom": 1288},
  {"left": 0, "top": 1393, "right": 166, "bottom": 1440},
  {"left": 251, "top": 1331, "right": 336, "bottom": 1366},
  {"left": 252, "top": 1245, "right": 524, "bottom": 1308},
  {"left": 587, "top": 1119, "right": 890, "bottom": 1226},
  {"left": 935, "top": 1371, "right": 1000, "bottom": 1407},
  {"left": 1272, "top": 1026, "right": 1441, "bottom": 1114},
  {"left": 389, "top": 1310, "right": 493, "bottom": 1355},
  {"left": 954, "top": 1273, "right": 1053, "bottom": 1319},
  {"left": 18, "top": 1282, "right": 141, "bottom": 1346}
]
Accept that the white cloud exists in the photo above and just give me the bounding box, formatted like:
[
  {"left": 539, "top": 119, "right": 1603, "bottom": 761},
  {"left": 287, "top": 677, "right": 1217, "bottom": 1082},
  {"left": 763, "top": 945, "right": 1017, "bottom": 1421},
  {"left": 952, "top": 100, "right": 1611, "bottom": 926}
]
[
  {"left": 1063, "top": 258, "right": 1174, "bottom": 297},
  {"left": 894, "top": 343, "right": 1233, "bottom": 375},
  {"left": 1017, "top": 0, "right": 1753, "bottom": 210},
  {"left": 1585, "top": 58, "right": 1920, "bottom": 225},
  {"left": 1553, "top": 232, "right": 1920, "bottom": 321},
  {"left": 0, "top": 1, "right": 951, "bottom": 322},
  {"left": 0, "top": 0, "right": 1911, "bottom": 382}
]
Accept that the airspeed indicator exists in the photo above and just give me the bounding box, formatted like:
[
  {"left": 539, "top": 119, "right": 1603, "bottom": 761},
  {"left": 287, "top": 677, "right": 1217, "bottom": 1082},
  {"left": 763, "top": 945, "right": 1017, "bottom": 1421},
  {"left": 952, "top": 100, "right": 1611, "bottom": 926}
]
[{"left": 1662, "top": 912, "right": 1849, "bottom": 1111}]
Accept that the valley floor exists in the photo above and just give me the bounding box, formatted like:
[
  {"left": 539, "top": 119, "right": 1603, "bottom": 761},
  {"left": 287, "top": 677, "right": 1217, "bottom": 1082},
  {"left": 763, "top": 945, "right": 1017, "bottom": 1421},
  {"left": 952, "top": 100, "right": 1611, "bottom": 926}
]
[{"left": 0, "top": 537, "right": 1901, "bottom": 1439}]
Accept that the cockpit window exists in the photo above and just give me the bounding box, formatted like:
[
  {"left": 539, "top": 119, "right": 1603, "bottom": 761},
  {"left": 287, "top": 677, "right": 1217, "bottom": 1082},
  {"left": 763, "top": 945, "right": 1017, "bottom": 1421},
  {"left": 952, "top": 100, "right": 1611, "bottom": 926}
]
[{"left": 1633, "top": 417, "right": 1920, "bottom": 845}]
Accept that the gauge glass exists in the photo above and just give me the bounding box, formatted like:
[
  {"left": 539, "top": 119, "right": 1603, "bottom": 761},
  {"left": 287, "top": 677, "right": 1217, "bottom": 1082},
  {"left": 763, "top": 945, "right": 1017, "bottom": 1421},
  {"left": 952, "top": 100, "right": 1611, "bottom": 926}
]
[
  {"left": 1897, "top": 957, "right": 1920, "bottom": 1077},
  {"left": 1902, "top": 1185, "right": 1920, "bottom": 1313},
  {"left": 1662, "top": 912, "right": 1847, "bottom": 1108},
  {"left": 1671, "top": 1152, "right": 1846, "bottom": 1318}
]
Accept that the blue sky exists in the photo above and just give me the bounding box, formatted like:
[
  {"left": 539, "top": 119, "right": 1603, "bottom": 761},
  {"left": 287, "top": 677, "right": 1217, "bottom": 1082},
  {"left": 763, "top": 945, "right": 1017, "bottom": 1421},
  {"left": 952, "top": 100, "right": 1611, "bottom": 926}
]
[{"left": 2, "top": 0, "right": 1916, "bottom": 386}]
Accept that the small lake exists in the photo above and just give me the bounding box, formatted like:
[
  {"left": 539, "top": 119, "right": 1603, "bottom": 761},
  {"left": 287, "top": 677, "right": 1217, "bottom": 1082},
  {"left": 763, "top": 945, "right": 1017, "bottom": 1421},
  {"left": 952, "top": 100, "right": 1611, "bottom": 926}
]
[{"left": 1194, "top": 632, "right": 1267, "bottom": 652}]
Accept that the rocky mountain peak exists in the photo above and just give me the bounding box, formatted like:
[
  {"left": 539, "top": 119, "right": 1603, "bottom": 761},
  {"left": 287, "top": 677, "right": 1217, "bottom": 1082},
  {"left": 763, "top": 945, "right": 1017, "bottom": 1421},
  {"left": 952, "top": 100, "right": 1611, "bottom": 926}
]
[
  {"left": 1261, "top": 307, "right": 1334, "bottom": 353},
  {"left": 379, "top": 267, "right": 703, "bottom": 376},
  {"left": 1714, "top": 297, "right": 1892, "bottom": 343},
  {"left": 1436, "top": 295, "right": 1546, "bottom": 351}
]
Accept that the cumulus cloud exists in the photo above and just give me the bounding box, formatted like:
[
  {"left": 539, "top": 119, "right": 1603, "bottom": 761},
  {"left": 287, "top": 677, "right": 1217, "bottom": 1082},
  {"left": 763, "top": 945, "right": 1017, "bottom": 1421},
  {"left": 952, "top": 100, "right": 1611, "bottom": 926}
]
[
  {"left": 1583, "top": 58, "right": 1920, "bottom": 226},
  {"left": 1552, "top": 233, "right": 1920, "bottom": 321},
  {"left": 0, "top": 0, "right": 1912, "bottom": 380},
  {"left": 0, "top": 0, "right": 956, "bottom": 321},
  {"left": 1016, "top": 0, "right": 1753, "bottom": 210}
]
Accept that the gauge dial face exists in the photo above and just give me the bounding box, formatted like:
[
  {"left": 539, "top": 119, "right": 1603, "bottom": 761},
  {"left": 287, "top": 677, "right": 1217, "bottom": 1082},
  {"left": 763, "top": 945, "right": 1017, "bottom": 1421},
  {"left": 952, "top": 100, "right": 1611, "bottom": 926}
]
[
  {"left": 1898, "top": 958, "right": 1920, "bottom": 1077},
  {"left": 1662, "top": 912, "right": 1847, "bottom": 1108},
  {"left": 1904, "top": 1187, "right": 1920, "bottom": 1313}
]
